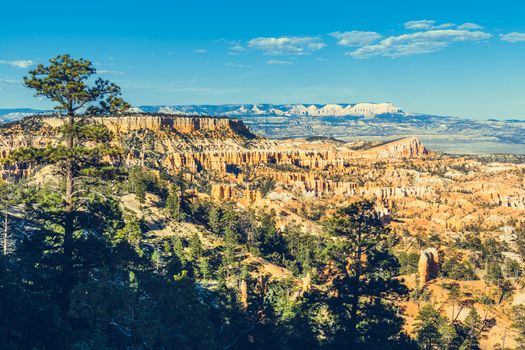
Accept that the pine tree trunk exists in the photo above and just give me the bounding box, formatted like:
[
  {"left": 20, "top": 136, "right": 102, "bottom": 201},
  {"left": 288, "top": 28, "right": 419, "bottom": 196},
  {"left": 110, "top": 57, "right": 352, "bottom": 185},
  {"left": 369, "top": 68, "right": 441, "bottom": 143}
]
[{"left": 62, "top": 112, "right": 75, "bottom": 304}]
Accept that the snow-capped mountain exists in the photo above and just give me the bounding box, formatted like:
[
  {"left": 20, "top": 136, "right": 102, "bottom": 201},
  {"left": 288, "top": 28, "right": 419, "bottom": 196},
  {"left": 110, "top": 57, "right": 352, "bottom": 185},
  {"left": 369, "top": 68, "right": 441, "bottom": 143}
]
[
  {"left": 286, "top": 103, "right": 403, "bottom": 117},
  {"left": 0, "top": 108, "right": 50, "bottom": 123},
  {"left": 132, "top": 104, "right": 524, "bottom": 154},
  {"left": 0, "top": 103, "right": 405, "bottom": 120},
  {"left": 137, "top": 103, "right": 404, "bottom": 118}
]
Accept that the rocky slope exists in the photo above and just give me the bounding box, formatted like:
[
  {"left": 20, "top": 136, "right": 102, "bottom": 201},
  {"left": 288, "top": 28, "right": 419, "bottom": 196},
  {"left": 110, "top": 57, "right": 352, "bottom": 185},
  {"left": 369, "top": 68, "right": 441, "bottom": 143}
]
[{"left": 2, "top": 114, "right": 525, "bottom": 347}]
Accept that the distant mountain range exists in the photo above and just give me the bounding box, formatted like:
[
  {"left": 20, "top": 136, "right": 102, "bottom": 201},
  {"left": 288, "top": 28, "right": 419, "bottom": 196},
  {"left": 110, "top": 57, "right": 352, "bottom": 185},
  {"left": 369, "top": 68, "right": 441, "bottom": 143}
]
[
  {"left": 136, "top": 104, "right": 525, "bottom": 154},
  {"left": 135, "top": 102, "right": 404, "bottom": 118},
  {"left": 0, "top": 108, "right": 51, "bottom": 123},
  {"left": 1, "top": 103, "right": 524, "bottom": 154}
]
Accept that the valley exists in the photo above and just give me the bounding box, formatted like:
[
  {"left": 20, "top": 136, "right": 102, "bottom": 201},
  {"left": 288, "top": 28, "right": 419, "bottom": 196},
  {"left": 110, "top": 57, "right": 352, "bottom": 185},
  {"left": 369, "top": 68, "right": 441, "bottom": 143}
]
[{"left": 2, "top": 113, "right": 525, "bottom": 348}]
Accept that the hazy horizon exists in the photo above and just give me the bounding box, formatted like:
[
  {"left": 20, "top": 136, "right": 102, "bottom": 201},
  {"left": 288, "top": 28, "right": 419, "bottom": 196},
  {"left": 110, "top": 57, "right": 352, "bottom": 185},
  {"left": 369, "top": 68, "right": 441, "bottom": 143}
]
[{"left": 1, "top": 102, "right": 524, "bottom": 122}]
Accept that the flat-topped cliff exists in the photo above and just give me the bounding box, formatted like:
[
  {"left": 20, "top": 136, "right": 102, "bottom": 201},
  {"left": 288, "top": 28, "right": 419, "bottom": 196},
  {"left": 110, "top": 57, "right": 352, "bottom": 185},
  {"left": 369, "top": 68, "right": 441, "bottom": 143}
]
[{"left": 42, "top": 114, "right": 255, "bottom": 137}]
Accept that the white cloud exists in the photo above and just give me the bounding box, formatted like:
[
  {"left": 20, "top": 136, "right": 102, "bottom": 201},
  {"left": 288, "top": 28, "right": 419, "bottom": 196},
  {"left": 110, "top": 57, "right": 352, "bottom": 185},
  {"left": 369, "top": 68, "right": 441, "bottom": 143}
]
[
  {"left": 457, "top": 22, "right": 483, "bottom": 30},
  {"left": 266, "top": 60, "right": 294, "bottom": 65},
  {"left": 219, "top": 20, "right": 490, "bottom": 60},
  {"left": 350, "top": 29, "right": 492, "bottom": 58},
  {"left": 500, "top": 32, "right": 525, "bottom": 43},
  {"left": 248, "top": 36, "right": 325, "bottom": 55},
  {"left": 193, "top": 49, "right": 207, "bottom": 54},
  {"left": 330, "top": 31, "right": 382, "bottom": 47},
  {"left": 0, "top": 60, "right": 34, "bottom": 68},
  {"left": 404, "top": 20, "right": 436, "bottom": 30}
]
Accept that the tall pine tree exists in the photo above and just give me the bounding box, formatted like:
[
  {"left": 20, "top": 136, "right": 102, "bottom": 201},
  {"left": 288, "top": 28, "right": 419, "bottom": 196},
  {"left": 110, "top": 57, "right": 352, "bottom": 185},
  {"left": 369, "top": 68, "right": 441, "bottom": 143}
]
[
  {"left": 17, "top": 54, "right": 129, "bottom": 306},
  {"left": 317, "top": 200, "right": 410, "bottom": 349}
]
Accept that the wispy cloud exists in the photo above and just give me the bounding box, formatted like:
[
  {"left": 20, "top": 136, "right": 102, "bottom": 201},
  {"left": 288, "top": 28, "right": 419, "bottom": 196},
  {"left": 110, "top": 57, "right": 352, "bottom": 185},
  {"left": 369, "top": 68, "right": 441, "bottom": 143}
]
[
  {"left": 0, "top": 60, "right": 34, "bottom": 68},
  {"left": 266, "top": 59, "right": 294, "bottom": 65},
  {"left": 0, "top": 79, "right": 20, "bottom": 90},
  {"left": 224, "top": 62, "right": 248, "bottom": 68},
  {"left": 163, "top": 86, "right": 247, "bottom": 96},
  {"left": 404, "top": 20, "right": 437, "bottom": 30},
  {"left": 248, "top": 36, "right": 325, "bottom": 56},
  {"left": 98, "top": 70, "right": 125, "bottom": 75},
  {"left": 213, "top": 39, "right": 247, "bottom": 55},
  {"left": 194, "top": 49, "right": 208, "bottom": 54},
  {"left": 228, "top": 42, "right": 246, "bottom": 55},
  {"left": 457, "top": 23, "right": 483, "bottom": 30},
  {"left": 350, "top": 27, "right": 491, "bottom": 58},
  {"left": 500, "top": 32, "right": 525, "bottom": 43},
  {"left": 165, "top": 86, "right": 212, "bottom": 93},
  {"left": 404, "top": 20, "right": 456, "bottom": 30},
  {"left": 330, "top": 31, "right": 382, "bottom": 47}
]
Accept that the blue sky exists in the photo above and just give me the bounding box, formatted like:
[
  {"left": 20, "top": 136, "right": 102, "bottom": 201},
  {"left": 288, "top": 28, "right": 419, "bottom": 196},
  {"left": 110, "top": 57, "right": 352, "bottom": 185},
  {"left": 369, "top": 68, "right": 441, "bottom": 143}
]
[{"left": 1, "top": 0, "right": 525, "bottom": 119}]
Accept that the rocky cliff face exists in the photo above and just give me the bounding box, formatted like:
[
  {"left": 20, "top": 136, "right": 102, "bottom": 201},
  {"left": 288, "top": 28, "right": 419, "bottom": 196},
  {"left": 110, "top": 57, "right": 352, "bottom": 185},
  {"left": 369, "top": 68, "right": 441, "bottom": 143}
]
[
  {"left": 161, "top": 137, "right": 429, "bottom": 174},
  {"left": 43, "top": 114, "right": 254, "bottom": 137},
  {"left": 36, "top": 115, "right": 426, "bottom": 176},
  {"left": 2, "top": 115, "right": 521, "bottom": 223},
  {"left": 2, "top": 114, "right": 524, "bottom": 234},
  {"left": 358, "top": 137, "right": 429, "bottom": 159}
]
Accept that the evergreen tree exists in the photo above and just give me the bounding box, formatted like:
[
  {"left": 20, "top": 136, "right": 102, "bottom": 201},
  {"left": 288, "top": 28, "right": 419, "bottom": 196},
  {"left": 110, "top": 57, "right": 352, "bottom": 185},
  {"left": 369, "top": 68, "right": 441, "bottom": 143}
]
[
  {"left": 0, "top": 179, "right": 20, "bottom": 256},
  {"left": 166, "top": 184, "right": 183, "bottom": 221},
  {"left": 220, "top": 244, "right": 236, "bottom": 280},
  {"left": 448, "top": 284, "right": 462, "bottom": 320},
  {"left": 513, "top": 305, "right": 525, "bottom": 350},
  {"left": 439, "top": 321, "right": 461, "bottom": 350},
  {"left": 414, "top": 305, "right": 445, "bottom": 350},
  {"left": 188, "top": 232, "right": 203, "bottom": 261},
  {"left": 18, "top": 54, "right": 129, "bottom": 306},
  {"left": 173, "top": 168, "right": 186, "bottom": 216},
  {"left": 208, "top": 205, "right": 222, "bottom": 234},
  {"left": 460, "top": 308, "right": 481, "bottom": 350},
  {"left": 128, "top": 166, "right": 151, "bottom": 205},
  {"left": 198, "top": 256, "right": 211, "bottom": 279},
  {"left": 258, "top": 209, "right": 283, "bottom": 254},
  {"left": 516, "top": 225, "right": 525, "bottom": 263},
  {"left": 171, "top": 235, "right": 187, "bottom": 265},
  {"left": 317, "top": 200, "right": 409, "bottom": 349},
  {"left": 151, "top": 249, "right": 161, "bottom": 272}
]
